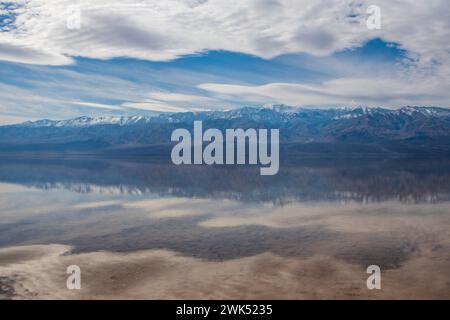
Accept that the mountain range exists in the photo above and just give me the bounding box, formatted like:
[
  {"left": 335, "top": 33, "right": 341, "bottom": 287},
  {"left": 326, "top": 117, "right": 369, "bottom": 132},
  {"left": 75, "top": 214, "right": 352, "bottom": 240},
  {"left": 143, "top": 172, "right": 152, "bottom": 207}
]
[{"left": 0, "top": 106, "right": 449, "bottom": 156}]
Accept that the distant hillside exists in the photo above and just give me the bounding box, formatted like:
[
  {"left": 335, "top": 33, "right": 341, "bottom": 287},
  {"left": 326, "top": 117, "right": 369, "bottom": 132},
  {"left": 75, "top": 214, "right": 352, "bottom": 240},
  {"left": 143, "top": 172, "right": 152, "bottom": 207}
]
[{"left": 0, "top": 106, "right": 449, "bottom": 155}]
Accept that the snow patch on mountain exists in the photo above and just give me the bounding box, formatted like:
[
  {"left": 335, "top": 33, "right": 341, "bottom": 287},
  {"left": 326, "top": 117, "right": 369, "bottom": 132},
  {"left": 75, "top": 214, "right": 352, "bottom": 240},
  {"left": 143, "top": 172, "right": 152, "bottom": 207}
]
[
  {"left": 12, "top": 106, "right": 450, "bottom": 128},
  {"left": 20, "top": 116, "right": 154, "bottom": 128}
]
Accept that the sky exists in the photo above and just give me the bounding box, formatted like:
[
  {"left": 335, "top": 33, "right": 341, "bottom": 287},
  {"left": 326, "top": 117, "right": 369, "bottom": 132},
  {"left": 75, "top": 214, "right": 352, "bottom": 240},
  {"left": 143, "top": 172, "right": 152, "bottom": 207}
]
[{"left": 0, "top": 0, "right": 449, "bottom": 124}]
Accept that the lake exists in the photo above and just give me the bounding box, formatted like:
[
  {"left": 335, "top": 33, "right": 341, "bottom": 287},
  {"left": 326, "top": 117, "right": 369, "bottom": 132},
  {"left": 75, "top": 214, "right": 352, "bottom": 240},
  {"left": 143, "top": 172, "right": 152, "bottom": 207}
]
[{"left": 0, "top": 156, "right": 449, "bottom": 299}]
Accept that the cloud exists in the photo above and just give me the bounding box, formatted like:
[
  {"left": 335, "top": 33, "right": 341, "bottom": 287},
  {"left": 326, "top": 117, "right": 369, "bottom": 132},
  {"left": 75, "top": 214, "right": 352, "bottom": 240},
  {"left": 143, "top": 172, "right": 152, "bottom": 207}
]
[
  {"left": 199, "top": 73, "right": 450, "bottom": 107},
  {"left": 69, "top": 101, "right": 123, "bottom": 110},
  {"left": 0, "top": 0, "right": 448, "bottom": 67},
  {"left": 0, "top": 41, "right": 74, "bottom": 66},
  {"left": 147, "top": 92, "right": 216, "bottom": 103},
  {"left": 121, "top": 101, "right": 190, "bottom": 113},
  {"left": 0, "top": 0, "right": 449, "bottom": 119},
  {"left": 0, "top": 62, "right": 224, "bottom": 123}
]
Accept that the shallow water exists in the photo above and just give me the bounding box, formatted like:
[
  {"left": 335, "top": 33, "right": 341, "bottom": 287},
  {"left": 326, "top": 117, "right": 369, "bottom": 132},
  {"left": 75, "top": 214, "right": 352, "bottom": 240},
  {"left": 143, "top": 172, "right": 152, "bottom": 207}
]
[{"left": 0, "top": 157, "right": 449, "bottom": 299}]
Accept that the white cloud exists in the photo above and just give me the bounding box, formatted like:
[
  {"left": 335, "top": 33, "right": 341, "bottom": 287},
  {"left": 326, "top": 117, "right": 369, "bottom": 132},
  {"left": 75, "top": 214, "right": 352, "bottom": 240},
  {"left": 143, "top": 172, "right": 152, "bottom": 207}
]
[
  {"left": 1, "top": 0, "right": 448, "bottom": 67},
  {"left": 122, "top": 100, "right": 190, "bottom": 112},
  {"left": 199, "top": 73, "right": 450, "bottom": 108},
  {"left": 0, "top": 41, "right": 74, "bottom": 66},
  {"left": 69, "top": 101, "right": 123, "bottom": 111},
  {"left": 2, "top": 0, "right": 365, "bottom": 63},
  {"left": 147, "top": 92, "right": 216, "bottom": 103},
  {"left": 0, "top": 0, "right": 449, "bottom": 112}
]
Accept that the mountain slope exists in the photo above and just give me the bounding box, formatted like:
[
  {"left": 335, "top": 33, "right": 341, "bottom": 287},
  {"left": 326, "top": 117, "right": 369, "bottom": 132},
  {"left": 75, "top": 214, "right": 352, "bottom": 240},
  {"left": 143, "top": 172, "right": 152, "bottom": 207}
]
[{"left": 0, "top": 106, "right": 449, "bottom": 155}]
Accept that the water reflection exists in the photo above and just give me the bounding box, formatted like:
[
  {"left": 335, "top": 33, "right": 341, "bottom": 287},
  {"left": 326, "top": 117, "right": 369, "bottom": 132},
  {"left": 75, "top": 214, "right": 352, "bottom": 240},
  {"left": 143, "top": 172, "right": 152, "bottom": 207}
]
[
  {"left": 0, "top": 156, "right": 449, "bottom": 299},
  {"left": 0, "top": 156, "right": 449, "bottom": 203}
]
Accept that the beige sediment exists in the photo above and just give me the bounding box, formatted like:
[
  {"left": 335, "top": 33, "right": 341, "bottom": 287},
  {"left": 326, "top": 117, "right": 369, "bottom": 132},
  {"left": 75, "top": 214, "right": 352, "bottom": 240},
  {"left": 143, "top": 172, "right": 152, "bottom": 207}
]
[{"left": 0, "top": 244, "right": 449, "bottom": 300}]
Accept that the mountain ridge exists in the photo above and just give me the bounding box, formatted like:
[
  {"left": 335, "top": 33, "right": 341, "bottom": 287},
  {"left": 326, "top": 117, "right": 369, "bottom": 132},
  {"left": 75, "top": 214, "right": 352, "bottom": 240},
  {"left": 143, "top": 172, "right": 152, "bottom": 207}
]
[
  {"left": 10, "top": 105, "right": 450, "bottom": 128},
  {"left": 0, "top": 106, "right": 449, "bottom": 155}
]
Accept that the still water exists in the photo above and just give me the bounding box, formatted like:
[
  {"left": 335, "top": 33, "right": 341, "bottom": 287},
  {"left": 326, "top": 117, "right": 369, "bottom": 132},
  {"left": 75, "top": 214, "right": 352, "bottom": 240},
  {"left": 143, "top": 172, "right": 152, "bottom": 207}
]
[{"left": 0, "top": 156, "right": 449, "bottom": 299}]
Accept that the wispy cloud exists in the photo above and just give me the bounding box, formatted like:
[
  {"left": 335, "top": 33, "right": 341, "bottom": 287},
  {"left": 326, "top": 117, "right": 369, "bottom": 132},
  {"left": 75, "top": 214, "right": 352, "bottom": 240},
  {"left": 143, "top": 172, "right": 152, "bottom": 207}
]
[
  {"left": 121, "top": 101, "right": 191, "bottom": 113},
  {"left": 199, "top": 73, "right": 450, "bottom": 107}
]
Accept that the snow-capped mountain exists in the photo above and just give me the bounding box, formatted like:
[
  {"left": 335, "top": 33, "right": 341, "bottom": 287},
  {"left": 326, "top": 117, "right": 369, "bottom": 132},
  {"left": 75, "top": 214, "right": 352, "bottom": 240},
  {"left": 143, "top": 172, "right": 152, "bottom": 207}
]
[
  {"left": 0, "top": 106, "right": 449, "bottom": 154},
  {"left": 14, "top": 106, "right": 450, "bottom": 128},
  {"left": 20, "top": 115, "right": 155, "bottom": 128}
]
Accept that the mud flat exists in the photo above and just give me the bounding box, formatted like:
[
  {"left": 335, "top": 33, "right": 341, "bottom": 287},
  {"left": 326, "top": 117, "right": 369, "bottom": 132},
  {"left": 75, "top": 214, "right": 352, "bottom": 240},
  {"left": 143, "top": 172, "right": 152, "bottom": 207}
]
[{"left": 0, "top": 244, "right": 449, "bottom": 300}]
